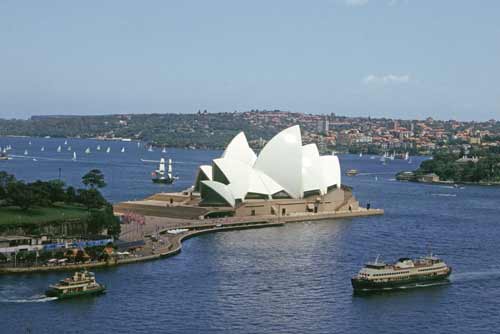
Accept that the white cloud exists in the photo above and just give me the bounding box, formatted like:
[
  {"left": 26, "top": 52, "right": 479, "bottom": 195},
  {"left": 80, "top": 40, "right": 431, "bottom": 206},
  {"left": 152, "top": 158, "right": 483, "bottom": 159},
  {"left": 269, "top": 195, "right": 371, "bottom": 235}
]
[
  {"left": 362, "top": 74, "right": 411, "bottom": 85},
  {"left": 345, "top": 0, "right": 369, "bottom": 7}
]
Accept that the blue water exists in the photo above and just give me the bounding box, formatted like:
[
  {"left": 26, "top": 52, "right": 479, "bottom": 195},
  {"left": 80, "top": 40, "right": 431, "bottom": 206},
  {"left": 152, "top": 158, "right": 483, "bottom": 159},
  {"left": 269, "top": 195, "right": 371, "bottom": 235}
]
[{"left": 1, "top": 137, "right": 499, "bottom": 333}]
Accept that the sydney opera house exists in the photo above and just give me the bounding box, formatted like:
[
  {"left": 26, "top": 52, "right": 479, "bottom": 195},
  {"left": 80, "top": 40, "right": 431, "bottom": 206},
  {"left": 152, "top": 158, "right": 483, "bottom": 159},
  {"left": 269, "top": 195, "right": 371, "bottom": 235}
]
[
  {"left": 190, "top": 125, "right": 360, "bottom": 218},
  {"left": 115, "top": 125, "right": 363, "bottom": 220}
]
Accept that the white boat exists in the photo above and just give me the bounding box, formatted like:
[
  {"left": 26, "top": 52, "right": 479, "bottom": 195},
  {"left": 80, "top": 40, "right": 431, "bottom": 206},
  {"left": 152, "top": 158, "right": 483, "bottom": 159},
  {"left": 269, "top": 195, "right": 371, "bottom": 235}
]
[
  {"left": 162, "top": 147, "right": 166, "bottom": 153},
  {"left": 106, "top": 147, "right": 111, "bottom": 153},
  {"left": 148, "top": 146, "right": 153, "bottom": 152},
  {"left": 41, "top": 146, "right": 45, "bottom": 152},
  {"left": 64, "top": 140, "right": 68, "bottom": 145},
  {"left": 32, "top": 158, "right": 37, "bottom": 162},
  {"left": 67, "top": 146, "right": 72, "bottom": 151},
  {"left": 28, "top": 141, "right": 32, "bottom": 146},
  {"left": 404, "top": 152, "right": 410, "bottom": 161},
  {"left": 72, "top": 152, "right": 77, "bottom": 161},
  {"left": 137, "top": 142, "right": 141, "bottom": 148},
  {"left": 85, "top": 147, "right": 91, "bottom": 154},
  {"left": 359, "top": 152, "right": 363, "bottom": 158},
  {"left": 97, "top": 145, "right": 101, "bottom": 151},
  {"left": 57, "top": 146, "right": 62, "bottom": 153},
  {"left": 24, "top": 149, "right": 28, "bottom": 155},
  {"left": 121, "top": 147, "right": 125, "bottom": 153}
]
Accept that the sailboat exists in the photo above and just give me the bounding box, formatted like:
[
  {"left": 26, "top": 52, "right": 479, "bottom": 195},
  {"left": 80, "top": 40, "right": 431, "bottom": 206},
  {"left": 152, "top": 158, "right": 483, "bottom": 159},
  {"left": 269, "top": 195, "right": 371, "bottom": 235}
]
[
  {"left": 64, "top": 140, "right": 68, "bottom": 145},
  {"left": 67, "top": 146, "right": 72, "bottom": 151},
  {"left": 162, "top": 147, "right": 167, "bottom": 153},
  {"left": 57, "top": 145, "right": 62, "bottom": 153},
  {"left": 85, "top": 147, "right": 91, "bottom": 154},
  {"left": 28, "top": 141, "right": 32, "bottom": 146},
  {"left": 148, "top": 146, "right": 153, "bottom": 152},
  {"left": 41, "top": 146, "right": 45, "bottom": 152},
  {"left": 72, "top": 152, "right": 77, "bottom": 161},
  {"left": 137, "top": 142, "right": 141, "bottom": 148},
  {"left": 152, "top": 158, "right": 178, "bottom": 184},
  {"left": 24, "top": 149, "right": 28, "bottom": 155},
  {"left": 106, "top": 147, "right": 111, "bottom": 153},
  {"left": 97, "top": 145, "right": 101, "bottom": 151},
  {"left": 404, "top": 152, "right": 409, "bottom": 161},
  {"left": 359, "top": 152, "right": 363, "bottom": 158},
  {"left": 121, "top": 147, "right": 125, "bottom": 153}
]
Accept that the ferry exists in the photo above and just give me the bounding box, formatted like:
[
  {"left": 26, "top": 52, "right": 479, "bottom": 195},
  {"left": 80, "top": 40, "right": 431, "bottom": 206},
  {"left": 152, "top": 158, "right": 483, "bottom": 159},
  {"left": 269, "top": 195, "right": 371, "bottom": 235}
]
[
  {"left": 351, "top": 254, "right": 452, "bottom": 292},
  {"left": 45, "top": 270, "right": 106, "bottom": 299}
]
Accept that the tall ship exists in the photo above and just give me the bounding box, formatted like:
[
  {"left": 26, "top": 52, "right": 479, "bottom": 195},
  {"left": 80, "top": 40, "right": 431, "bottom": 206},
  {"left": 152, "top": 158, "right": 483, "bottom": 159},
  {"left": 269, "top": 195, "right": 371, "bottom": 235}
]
[
  {"left": 351, "top": 254, "right": 452, "bottom": 292},
  {"left": 45, "top": 270, "right": 106, "bottom": 299},
  {"left": 152, "top": 158, "right": 178, "bottom": 184}
]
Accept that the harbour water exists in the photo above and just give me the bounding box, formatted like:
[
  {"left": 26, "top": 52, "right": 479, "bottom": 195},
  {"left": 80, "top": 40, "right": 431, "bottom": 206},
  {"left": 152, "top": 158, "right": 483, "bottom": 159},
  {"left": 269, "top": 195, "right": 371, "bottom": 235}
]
[{"left": 1, "top": 137, "right": 500, "bottom": 333}]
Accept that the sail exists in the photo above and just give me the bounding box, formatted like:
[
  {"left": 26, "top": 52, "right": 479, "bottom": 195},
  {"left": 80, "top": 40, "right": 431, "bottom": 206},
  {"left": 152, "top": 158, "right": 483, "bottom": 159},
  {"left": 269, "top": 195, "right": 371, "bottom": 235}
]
[
  {"left": 57, "top": 146, "right": 62, "bottom": 152},
  {"left": 106, "top": 147, "right": 111, "bottom": 153},
  {"left": 121, "top": 147, "right": 125, "bottom": 153},
  {"left": 72, "top": 152, "right": 77, "bottom": 161},
  {"left": 159, "top": 158, "right": 165, "bottom": 173}
]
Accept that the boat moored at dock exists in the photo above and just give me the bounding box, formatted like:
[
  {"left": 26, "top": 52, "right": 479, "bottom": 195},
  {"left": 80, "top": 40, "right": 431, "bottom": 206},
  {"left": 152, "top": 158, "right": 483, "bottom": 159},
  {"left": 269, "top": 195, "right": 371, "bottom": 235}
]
[{"left": 351, "top": 254, "right": 452, "bottom": 292}]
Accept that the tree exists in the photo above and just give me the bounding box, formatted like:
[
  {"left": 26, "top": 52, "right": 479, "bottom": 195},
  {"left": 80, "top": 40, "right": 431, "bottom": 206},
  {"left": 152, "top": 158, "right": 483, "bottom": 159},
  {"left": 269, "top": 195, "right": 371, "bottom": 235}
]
[
  {"left": 7, "top": 181, "right": 38, "bottom": 210},
  {"left": 65, "top": 186, "right": 77, "bottom": 203},
  {"left": 82, "top": 169, "right": 106, "bottom": 189},
  {"left": 0, "top": 171, "right": 16, "bottom": 202},
  {"left": 86, "top": 205, "right": 121, "bottom": 237},
  {"left": 77, "top": 188, "right": 106, "bottom": 210}
]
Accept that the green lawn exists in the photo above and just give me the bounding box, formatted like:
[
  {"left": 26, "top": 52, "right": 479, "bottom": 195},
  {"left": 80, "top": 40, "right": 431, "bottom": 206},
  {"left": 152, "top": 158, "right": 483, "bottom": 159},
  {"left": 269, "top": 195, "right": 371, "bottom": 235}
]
[{"left": 0, "top": 204, "right": 89, "bottom": 226}]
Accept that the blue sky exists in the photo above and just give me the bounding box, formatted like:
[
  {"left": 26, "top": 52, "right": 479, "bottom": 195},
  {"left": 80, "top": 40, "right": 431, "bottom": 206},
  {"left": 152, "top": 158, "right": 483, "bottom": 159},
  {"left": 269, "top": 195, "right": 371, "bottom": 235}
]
[{"left": 1, "top": 0, "right": 499, "bottom": 120}]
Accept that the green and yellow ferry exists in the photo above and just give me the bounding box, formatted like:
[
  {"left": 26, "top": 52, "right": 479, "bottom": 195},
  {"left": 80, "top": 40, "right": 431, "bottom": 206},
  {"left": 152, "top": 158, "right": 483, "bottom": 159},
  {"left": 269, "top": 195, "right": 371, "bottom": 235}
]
[
  {"left": 352, "top": 254, "right": 452, "bottom": 293},
  {"left": 45, "top": 270, "right": 106, "bottom": 299}
]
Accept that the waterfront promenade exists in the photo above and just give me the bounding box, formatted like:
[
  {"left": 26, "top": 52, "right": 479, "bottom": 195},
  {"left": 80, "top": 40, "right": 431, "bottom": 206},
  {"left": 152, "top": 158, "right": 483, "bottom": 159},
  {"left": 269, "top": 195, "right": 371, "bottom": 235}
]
[{"left": 0, "top": 207, "right": 382, "bottom": 274}]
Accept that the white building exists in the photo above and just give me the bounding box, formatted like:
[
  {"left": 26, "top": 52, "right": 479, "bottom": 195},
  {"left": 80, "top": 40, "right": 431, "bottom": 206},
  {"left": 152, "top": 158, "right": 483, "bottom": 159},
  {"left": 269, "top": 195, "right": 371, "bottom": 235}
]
[{"left": 194, "top": 125, "right": 345, "bottom": 210}]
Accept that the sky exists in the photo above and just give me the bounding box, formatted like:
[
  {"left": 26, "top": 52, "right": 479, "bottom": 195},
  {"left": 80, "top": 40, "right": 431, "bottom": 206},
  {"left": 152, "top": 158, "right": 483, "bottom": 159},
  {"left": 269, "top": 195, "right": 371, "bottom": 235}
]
[{"left": 0, "top": 0, "right": 499, "bottom": 121}]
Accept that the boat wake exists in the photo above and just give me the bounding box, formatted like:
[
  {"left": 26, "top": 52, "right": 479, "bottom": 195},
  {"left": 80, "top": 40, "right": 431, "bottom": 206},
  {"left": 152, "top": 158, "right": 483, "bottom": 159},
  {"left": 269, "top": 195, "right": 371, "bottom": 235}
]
[
  {"left": 431, "top": 193, "right": 457, "bottom": 197},
  {"left": 1, "top": 295, "right": 58, "bottom": 303}
]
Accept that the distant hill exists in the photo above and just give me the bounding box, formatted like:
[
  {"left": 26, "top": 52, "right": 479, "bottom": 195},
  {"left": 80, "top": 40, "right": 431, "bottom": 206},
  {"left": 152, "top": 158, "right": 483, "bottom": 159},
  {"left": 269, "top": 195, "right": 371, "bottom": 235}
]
[{"left": 0, "top": 111, "right": 325, "bottom": 149}]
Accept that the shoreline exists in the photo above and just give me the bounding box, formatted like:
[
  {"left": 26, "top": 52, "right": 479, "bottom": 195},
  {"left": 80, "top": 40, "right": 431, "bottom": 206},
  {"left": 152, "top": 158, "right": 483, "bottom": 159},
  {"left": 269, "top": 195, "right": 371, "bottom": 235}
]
[{"left": 0, "top": 208, "right": 383, "bottom": 275}]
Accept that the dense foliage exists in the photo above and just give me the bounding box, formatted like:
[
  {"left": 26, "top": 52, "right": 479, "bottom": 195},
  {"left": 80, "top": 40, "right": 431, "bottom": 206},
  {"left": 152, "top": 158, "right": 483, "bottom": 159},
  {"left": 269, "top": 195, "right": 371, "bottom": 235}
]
[
  {"left": 0, "top": 170, "right": 120, "bottom": 237},
  {"left": 416, "top": 150, "right": 500, "bottom": 183}
]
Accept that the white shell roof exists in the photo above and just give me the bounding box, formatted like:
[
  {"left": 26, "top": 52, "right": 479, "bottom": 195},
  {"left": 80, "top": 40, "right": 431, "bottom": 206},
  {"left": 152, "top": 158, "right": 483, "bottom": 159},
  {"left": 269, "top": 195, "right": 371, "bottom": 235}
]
[
  {"left": 213, "top": 158, "right": 284, "bottom": 200},
  {"left": 302, "top": 144, "right": 325, "bottom": 194},
  {"left": 320, "top": 155, "right": 341, "bottom": 189},
  {"left": 254, "top": 125, "right": 303, "bottom": 199},
  {"left": 197, "top": 125, "right": 342, "bottom": 205},
  {"left": 199, "top": 165, "right": 213, "bottom": 180},
  {"left": 221, "top": 132, "right": 257, "bottom": 166},
  {"left": 200, "top": 180, "right": 235, "bottom": 207}
]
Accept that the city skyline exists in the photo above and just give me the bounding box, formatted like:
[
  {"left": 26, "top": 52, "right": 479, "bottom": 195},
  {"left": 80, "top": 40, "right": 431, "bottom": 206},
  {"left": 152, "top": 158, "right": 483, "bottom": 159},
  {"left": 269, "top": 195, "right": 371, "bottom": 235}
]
[{"left": 1, "top": 0, "right": 499, "bottom": 121}]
